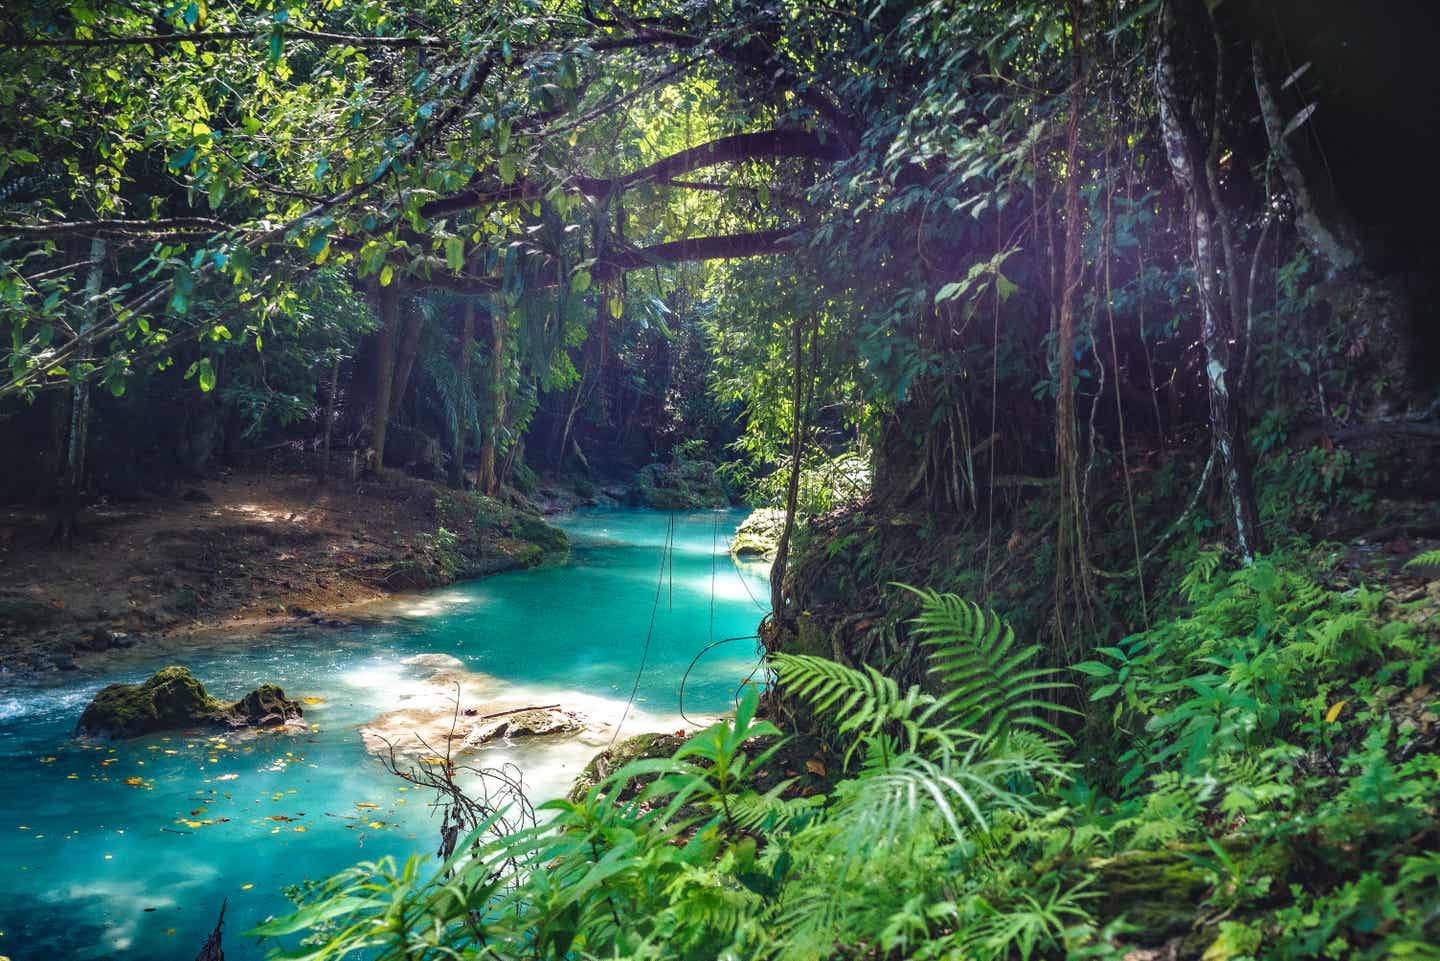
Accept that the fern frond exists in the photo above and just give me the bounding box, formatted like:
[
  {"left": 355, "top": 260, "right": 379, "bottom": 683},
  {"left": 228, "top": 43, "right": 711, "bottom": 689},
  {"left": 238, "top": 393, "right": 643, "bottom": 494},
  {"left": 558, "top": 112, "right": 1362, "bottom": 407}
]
[
  {"left": 1405, "top": 549, "right": 1440, "bottom": 571},
  {"left": 900, "top": 587, "right": 1074, "bottom": 743},
  {"left": 1180, "top": 546, "right": 1225, "bottom": 601},
  {"left": 772, "top": 653, "right": 943, "bottom": 765}
]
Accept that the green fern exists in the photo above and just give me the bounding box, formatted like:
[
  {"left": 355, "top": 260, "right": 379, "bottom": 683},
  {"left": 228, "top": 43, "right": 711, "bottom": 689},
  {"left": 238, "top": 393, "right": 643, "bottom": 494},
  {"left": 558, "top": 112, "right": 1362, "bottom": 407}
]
[
  {"left": 1405, "top": 549, "right": 1440, "bottom": 571},
  {"left": 901, "top": 586, "right": 1074, "bottom": 743},
  {"left": 1180, "top": 545, "right": 1226, "bottom": 601},
  {"left": 771, "top": 653, "right": 949, "bottom": 766}
]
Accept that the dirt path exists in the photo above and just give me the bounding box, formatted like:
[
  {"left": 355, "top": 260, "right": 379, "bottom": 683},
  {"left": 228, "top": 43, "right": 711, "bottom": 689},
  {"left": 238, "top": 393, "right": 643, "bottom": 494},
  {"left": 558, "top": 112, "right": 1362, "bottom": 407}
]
[{"left": 0, "top": 469, "right": 564, "bottom": 675}]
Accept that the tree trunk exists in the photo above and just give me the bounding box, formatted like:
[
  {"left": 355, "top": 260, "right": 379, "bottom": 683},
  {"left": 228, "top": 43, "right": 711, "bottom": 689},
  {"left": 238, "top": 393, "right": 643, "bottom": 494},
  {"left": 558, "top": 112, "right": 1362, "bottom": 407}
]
[
  {"left": 389, "top": 298, "right": 424, "bottom": 420},
  {"left": 52, "top": 236, "right": 105, "bottom": 543},
  {"left": 477, "top": 309, "right": 506, "bottom": 495},
  {"left": 1251, "top": 41, "right": 1365, "bottom": 274},
  {"left": 319, "top": 357, "right": 341, "bottom": 484},
  {"left": 1156, "top": 0, "right": 1265, "bottom": 561},
  {"left": 448, "top": 301, "right": 475, "bottom": 489},
  {"left": 771, "top": 317, "right": 818, "bottom": 627},
  {"left": 1052, "top": 0, "right": 1092, "bottom": 634},
  {"left": 369, "top": 286, "right": 400, "bottom": 474}
]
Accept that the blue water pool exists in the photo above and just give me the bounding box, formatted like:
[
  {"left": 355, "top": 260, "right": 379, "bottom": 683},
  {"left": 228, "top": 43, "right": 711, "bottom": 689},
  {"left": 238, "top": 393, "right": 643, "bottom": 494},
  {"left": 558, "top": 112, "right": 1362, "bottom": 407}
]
[{"left": 0, "top": 509, "right": 769, "bottom": 960}]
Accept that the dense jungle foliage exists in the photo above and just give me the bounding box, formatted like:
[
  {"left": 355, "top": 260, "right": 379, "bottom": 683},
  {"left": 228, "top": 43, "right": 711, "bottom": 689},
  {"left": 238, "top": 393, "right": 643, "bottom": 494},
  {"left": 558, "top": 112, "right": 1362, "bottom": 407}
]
[{"left": 3, "top": 0, "right": 1439, "bottom": 958}]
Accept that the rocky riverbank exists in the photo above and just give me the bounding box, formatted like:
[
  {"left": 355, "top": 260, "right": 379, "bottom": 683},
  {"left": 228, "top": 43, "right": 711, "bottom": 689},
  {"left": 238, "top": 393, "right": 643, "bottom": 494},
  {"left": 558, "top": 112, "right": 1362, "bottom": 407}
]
[{"left": 0, "top": 469, "right": 568, "bottom": 676}]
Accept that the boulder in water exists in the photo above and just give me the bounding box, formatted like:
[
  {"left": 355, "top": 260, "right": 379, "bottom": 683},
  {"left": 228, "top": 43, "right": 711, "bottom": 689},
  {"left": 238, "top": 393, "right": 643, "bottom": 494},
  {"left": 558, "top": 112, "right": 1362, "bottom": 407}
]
[
  {"left": 731, "top": 508, "right": 785, "bottom": 560},
  {"left": 76, "top": 666, "right": 303, "bottom": 738},
  {"left": 462, "top": 707, "right": 584, "bottom": 748}
]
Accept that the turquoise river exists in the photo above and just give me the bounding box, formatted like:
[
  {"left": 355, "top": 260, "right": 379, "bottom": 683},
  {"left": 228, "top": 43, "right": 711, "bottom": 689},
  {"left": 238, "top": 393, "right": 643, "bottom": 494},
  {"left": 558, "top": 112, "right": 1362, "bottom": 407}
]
[{"left": 0, "top": 509, "right": 770, "bottom": 960}]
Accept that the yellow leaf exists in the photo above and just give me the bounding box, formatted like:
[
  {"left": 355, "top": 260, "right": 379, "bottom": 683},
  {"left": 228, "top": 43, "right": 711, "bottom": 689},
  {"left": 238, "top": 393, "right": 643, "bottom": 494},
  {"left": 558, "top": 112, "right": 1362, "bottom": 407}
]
[
  {"left": 1325, "top": 700, "right": 1347, "bottom": 723},
  {"left": 368, "top": 820, "right": 385, "bottom": 829},
  {"left": 804, "top": 759, "right": 827, "bottom": 776},
  {"left": 241, "top": 883, "right": 253, "bottom": 890}
]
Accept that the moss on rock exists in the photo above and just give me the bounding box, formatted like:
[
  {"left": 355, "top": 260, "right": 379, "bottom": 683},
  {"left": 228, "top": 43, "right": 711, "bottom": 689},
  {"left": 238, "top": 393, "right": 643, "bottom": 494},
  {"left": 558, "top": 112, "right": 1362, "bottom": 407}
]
[
  {"left": 231, "top": 683, "right": 302, "bottom": 726},
  {"left": 731, "top": 508, "right": 785, "bottom": 560},
  {"left": 568, "top": 731, "right": 689, "bottom": 801},
  {"left": 77, "top": 666, "right": 225, "bottom": 737},
  {"left": 1090, "top": 840, "right": 1289, "bottom": 946},
  {"left": 77, "top": 666, "right": 303, "bottom": 738}
]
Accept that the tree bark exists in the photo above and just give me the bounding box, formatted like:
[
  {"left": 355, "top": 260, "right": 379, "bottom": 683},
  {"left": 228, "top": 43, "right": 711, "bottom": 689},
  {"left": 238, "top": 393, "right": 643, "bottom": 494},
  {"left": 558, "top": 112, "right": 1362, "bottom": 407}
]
[
  {"left": 1156, "top": 0, "right": 1265, "bottom": 561},
  {"left": 319, "top": 357, "right": 341, "bottom": 483},
  {"left": 389, "top": 298, "right": 424, "bottom": 419},
  {"left": 449, "top": 301, "right": 476, "bottom": 489},
  {"left": 477, "top": 309, "right": 505, "bottom": 495},
  {"left": 52, "top": 236, "right": 106, "bottom": 543},
  {"left": 1053, "top": 1, "right": 1091, "bottom": 631},
  {"left": 369, "top": 286, "right": 400, "bottom": 473},
  {"left": 1251, "top": 41, "right": 1365, "bottom": 274}
]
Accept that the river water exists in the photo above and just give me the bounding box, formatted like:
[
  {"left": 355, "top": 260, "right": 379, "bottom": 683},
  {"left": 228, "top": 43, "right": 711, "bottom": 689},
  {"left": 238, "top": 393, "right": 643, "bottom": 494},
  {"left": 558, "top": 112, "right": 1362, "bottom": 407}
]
[{"left": 0, "top": 509, "right": 769, "bottom": 960}]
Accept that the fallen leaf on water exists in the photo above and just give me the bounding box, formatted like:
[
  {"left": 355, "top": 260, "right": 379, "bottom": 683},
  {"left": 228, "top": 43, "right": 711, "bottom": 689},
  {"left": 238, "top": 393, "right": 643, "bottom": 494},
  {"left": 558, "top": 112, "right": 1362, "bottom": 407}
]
[
  {"left": 241, "top": 883, "right": 253, "bottom": 891},
  {"left": 294, "top": 826, "right": 307, "bottom": 832},
  {"left": 301, "top": 696, "right": 324, "bottom": 705},
  {"left": 354, "top": 802, "right": 380, "bottom": 810},
  {"left": 216, "top": 773, "right": 238, "bottom": 781},
  {"left": 123, "top": 777, "right": 145, "bottom": 787},
  {"left": 267, "top": 815, "right": 296, "bottom": 822},
  {"left": 368, "top": 821, "right": 385, "bottom": 829}
]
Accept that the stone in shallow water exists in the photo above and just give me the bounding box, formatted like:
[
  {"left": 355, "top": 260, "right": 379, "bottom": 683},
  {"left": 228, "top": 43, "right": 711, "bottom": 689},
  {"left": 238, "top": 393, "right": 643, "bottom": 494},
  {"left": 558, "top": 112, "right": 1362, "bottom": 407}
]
[
  {"left": 731, "top": 508, "right": 785, "bottom": 560},
  {"left": 75, "top": 666, "right": 304, "bottom": 738}
]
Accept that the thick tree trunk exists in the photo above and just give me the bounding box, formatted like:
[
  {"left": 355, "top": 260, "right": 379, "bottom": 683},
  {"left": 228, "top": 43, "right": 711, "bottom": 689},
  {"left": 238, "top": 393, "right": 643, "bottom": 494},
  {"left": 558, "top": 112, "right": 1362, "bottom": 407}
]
[
  {"left": 369, "top": 286, "right": 400, "bottom": 474},
  {"left": 389, "top": 298, "right": 423, "bottom": 419},
  {"left": 1251, "top": 41, "right": 1365, "bottom": 274},
  {"left": 448, "top": 302, "right": 475, "bottom": 489},
  {"left": 1156, "top": 0, "right": 1265, "bottom": 561},
  {"left": 477, "top": 309, "right": 505, "bottom": 495}
]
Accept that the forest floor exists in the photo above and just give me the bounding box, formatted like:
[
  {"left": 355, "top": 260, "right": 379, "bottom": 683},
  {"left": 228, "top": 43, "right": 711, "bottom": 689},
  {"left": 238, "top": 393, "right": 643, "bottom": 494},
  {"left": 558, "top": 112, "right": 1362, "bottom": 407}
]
[{"left": 0, "top": 468, "right": 568, "bottom": 676}]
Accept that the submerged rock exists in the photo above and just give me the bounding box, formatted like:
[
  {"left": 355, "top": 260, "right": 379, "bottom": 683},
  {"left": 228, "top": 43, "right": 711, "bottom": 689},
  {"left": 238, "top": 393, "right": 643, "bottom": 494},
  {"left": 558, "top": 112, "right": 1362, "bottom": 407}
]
[
  {"left": 731, "top": 508, "right": 786, "bottom": 560},
  {"left": 76, "top": 666, "right": 303, "bottom": 738}
]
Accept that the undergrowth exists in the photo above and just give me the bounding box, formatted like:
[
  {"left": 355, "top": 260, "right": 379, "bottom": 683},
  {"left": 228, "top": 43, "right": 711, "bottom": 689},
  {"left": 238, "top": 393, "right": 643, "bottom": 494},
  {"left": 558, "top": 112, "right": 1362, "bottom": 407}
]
[{"left": 255, "top": 557, "right": 1440, "bottom": 961}]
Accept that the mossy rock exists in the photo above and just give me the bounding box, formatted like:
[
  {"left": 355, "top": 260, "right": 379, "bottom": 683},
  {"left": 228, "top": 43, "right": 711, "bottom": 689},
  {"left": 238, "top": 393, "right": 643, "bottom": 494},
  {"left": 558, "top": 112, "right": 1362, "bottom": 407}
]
[
  {"left": 232, "top": 683, "right": 302, "bottom": 725},
  {"left": 77, "top": 666, "right": 226, "bottom": 738},
  {"left": 509, "top": 512, "right": 570, "bottom": 557},
  {"left": 76, "top": 667, "right": 303, "bottom": 738},
  {"left": 568, "top": 731, "right": 688, "bottom": 801},
  {"left": 1090, "top": 839, "right": 1289, "bottom": 946},
  {"left": 731, "top": 508, "right": 785, "bottom": 560},
  {"left": 627, "top": 459, "right": 730, "bottom": 510}
]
